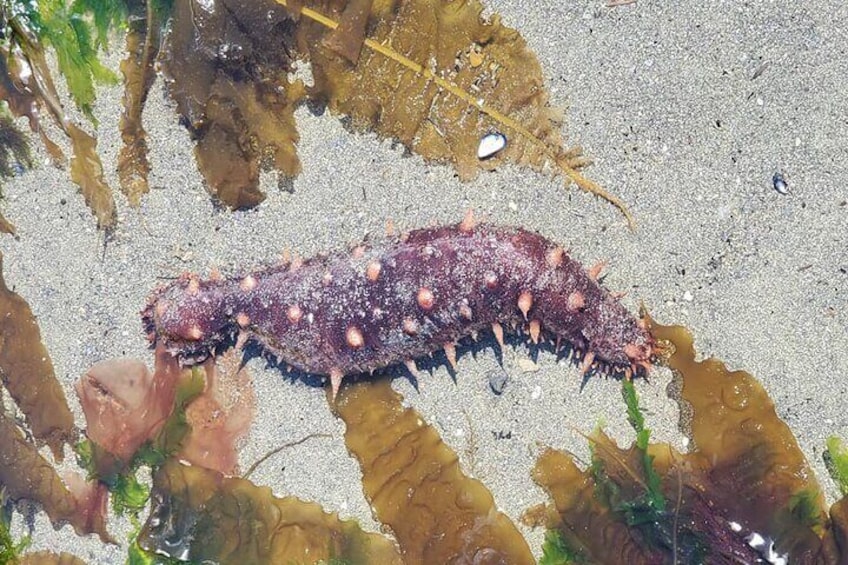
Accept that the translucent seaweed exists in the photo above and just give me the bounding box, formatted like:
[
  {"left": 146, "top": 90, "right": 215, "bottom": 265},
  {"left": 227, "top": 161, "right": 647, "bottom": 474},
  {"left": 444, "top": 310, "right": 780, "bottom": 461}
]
[
  {"left": 180, "top": 348, "right": 256, "bottom": 475},
  {"left": 117, "top": 0, "right": 171, "bottom": 205},
  {"left": 288, "top": 0, "right": 627, "bottom": 221},
  {"left": 3, "top": 0, "right": 632, "bottom": 229},
  {"left": 75, "top": 347, "right": 181, "bottom": 465},
  {"left": 137, "top": 459, "right": 403, "bottom": 563},
  {"left": 653, "top": 318, "right": 828, "bottom": 557},
  {"left": 531, "top": 318, "right": 840, "bottom": 563},
  {"left": 335, "top": 379, "right": 535, "bottom": 564},
  {"left": 0, "top": 410, "right": 110, "bottom": 541},
  {"left": 160, "top": 0, "right": 304, "bottom": 209},
  {"left": 18, "top": 551, "right": 88, "bottom": 565},
  {"left": 0, "top": 252, "right": 75, "bottom": 459},
  {"left": 76, "top": 346, "right": 254, "bottom": 476}
]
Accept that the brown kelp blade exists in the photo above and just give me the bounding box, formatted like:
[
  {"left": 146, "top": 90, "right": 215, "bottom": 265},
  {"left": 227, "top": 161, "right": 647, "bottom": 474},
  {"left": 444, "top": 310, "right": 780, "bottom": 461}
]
[
  {"left": 160, "top": 0, "right": 632, "bottom": 225},
  {"left": 321, "top": 0, "right": 372, "bottom": 64},
  {"left": 335, "top": 379, "right": 535, "bottom": 565},
  {"left": 0, "top": 41, "right": 66, "bottom": 171},
  {"left": 651, "top": 318, "right": 828, "bottom": 558},
  {"left": 822, "top": 497, "right": 848, "bottom": 562},
  {"left": 160, "top": 0, "right": 304, "bottom": 209},
  {"left": 0, "top": 252, "right": 75, "bottom": 459},
  {"left": 0, "top": 213, "right": 14, "bottom": 235},
  {"left": 67, "top": 124, "right": 117, "bottom": 230},
  {"left": 138, "top": 459, "right": 402, "bottom": 563},
  {"left": 287, "top": 0, "right": 632, "bottom": 226},
  {"left": 0, "top": 411, "right": 110, "bottom": 541},
  {"left": 19, "top": 551, "right": 88, "bottom": 565},
  {"left": 532, "top": 318, "right": 833, "bottom": 562},
  {"left": 535, "top": 432, "right": 780, "bottom": 563},
  {"left": 117, "top": 0, "right": 164, "bottom": 206}
]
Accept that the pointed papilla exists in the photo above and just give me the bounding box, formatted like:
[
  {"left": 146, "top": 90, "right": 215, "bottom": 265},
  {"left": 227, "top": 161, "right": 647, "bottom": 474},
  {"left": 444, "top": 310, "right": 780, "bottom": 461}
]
[
  {"left": 547, "top": 246, "right": 565, "bottom": 268},
  {"left": 491, "top": 322, "right": 505, "bottom": 349},
  {"left": 588, "top": 261, "right": 606, "bottom": 281},
  {"left": 444, "top": 342, "right": 458, "bottom": 371},
  {"left": 187, "top": 276, "right": 200, "bottom": 295},
  {"left": 236, "top": 330, "right": 249, "bottom": 350},
  {"left": 459, "top": 209, "right": 477, "bottom": 232},
  {"left": 329, "top": 368, "right": 344, "bottom": 402},
  {"left": 567, "top": 291, "right": 585, "bottom": 312},
  {"left": 518, "top": 291, "right": 533, "bottom": 320},
  {"left": 405, "top": 358, "right": 420, "bottom": 379},
  {"left": 529, "top": 319, "right": 541, "bottom": 344},
  {"left": 579, "top": 351, "right": 595, "bottom": 375}
]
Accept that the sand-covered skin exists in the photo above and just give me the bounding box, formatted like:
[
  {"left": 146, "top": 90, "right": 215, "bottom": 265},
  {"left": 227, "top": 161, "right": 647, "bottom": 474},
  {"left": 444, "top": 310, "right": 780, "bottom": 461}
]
[{"left": 1, "top": 1, "right": 846, "bottom": 561}]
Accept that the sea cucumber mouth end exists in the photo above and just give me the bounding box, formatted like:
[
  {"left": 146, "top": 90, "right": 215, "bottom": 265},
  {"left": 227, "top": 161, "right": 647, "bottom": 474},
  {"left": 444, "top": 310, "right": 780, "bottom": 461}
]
[{"left": 620, "top": 340, "right": 655, "bottom": 379}]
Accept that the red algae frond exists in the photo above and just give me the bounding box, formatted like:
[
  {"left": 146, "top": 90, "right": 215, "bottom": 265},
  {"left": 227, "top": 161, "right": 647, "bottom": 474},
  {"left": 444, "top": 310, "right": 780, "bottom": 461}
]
[
  {"left": 77, "top": 345, "right": 256, "bottom": 477},
  {"left": 180, "top": 349, "right": 256, "bottom": 475},
  {"left": 76, "top": 347, "right": 179, "bottom": 463}
]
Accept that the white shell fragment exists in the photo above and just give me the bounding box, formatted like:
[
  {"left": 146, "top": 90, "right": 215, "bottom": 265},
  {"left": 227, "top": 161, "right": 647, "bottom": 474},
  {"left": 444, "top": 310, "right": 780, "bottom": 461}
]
[
  {"left": 746, "top": 531, "right": 788, "bottom": 565},
  {"left": 477, "top": 132, "right": 507, "bottom": 159},
  {"left": 772, "top": 172, "right": 789, "bottom": 194}
]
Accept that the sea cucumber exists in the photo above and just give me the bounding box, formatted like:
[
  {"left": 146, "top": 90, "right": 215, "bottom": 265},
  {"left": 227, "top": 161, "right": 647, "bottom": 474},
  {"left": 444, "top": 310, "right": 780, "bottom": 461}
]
[{"left": 142, "top": 213, "right": 653, "bottom": 397}]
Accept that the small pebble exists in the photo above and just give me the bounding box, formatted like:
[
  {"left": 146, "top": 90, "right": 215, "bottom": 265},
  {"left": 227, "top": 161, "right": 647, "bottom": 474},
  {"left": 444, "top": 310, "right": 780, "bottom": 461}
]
[
  {"left": 477, "top": 132, "right": 507, "bottom": 160},
  {"left": 683, "top": 290, "right": 693, "bottom": 302},
  {"left": 488, "top": 369, "right": 509, "bottom": 395},
  {"left": 531, "top": 385, "right": 542, "bottom": 400},
  {"left": 517, "top": 358, "right": 540, "bottom": 373},
  {"left": 772, "top": 172, "right": 789, "bottom": 195}
]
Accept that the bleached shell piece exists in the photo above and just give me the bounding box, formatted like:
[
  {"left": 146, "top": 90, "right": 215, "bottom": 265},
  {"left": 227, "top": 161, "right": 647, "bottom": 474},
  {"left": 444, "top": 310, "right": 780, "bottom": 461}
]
[
  {"left": 772, "top": 172, "right": 789, "bottom": 195},
  {"left": 477, "top": 132, "right": 507, "bottom": 159}
]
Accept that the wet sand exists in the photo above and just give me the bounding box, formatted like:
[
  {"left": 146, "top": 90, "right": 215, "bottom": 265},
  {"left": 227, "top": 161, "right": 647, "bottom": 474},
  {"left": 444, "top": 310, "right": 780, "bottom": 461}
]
[{"left": 2, "top": 1, "right": 847, "bottom": 561}]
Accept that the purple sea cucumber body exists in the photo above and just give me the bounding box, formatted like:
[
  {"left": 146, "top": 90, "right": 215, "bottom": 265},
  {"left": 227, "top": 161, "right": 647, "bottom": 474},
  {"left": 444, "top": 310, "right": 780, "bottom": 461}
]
[{"left": 143, "top": 217, "right": 653, "bottom": 388}]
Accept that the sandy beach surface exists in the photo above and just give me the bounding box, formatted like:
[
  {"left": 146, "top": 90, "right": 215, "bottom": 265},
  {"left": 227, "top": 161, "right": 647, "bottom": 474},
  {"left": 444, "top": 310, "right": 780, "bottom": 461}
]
[{"left": 2, "top": 1, "right": 847, "bottom": 562}]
